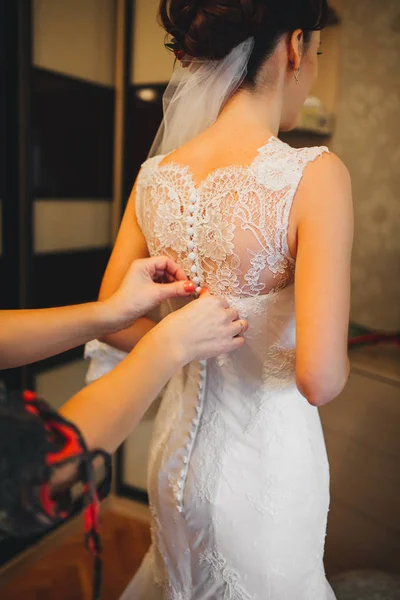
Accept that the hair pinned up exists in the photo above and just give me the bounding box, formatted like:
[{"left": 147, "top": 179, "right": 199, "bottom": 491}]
[{"left": 160, "top": 0, "right": 328, "bottom": 83}]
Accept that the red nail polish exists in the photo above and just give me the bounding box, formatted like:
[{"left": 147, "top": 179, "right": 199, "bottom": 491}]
[{"left": 184, "top": 281, "right": 195, "bottom": 293}]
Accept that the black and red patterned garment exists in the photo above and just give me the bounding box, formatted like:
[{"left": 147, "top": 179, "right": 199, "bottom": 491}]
[{"left": 0, "top": 385, "right": 112, "bottom": 600}]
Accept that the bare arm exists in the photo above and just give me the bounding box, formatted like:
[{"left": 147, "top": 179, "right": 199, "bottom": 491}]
[
  {"left": 293, "top": 153, "right": 353, "bottom": 407},
  {"left": 0, "top": 256, "right": 194, "bottom": 370},
  {"left": 49, "top": 323, "right": 179, "bottom": 495},
  {"left": 60, "top": 322, "right": 182, "bottom": 454},
  {"left": 98, "top": 182, "right": 155, "bottom": 352},
  {"left": 60, "top": 293, "right": 247, "bottom": 454},
  {"left": 0, "top": 303, "right": 112, "bottom": 369}
]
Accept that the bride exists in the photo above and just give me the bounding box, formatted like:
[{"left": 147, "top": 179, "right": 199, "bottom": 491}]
[{"left": 86, "top": 0, "right": 353, "bottom": 597}]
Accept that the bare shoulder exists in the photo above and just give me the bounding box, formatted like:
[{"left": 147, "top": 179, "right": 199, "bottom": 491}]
[
  {"left": 303, "top": 150, "right": 351, "bottom": 193},
  {"left": 293, "top": 150, "right": 353, "bottom": 223},
  {"left": 310, "top": 150, "right": 350, "bottom": 182}
]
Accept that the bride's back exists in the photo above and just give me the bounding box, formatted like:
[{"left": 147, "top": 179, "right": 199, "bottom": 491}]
[
  {"left": 135, "top": 134, "right": 328, "bottom": 302},
  {"left": 98, "top": 0, "right": 351, "bottom": 417}
]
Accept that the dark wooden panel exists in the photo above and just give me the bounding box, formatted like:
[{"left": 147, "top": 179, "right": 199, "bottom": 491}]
[
  {"left": 0, "top": 0, "right": 23, "bottom": 313},
  {"left": 125, "top": 84, "right": 166, "bottom": 189},
  {"left": 0, "top": 258, "right": 5, "bottom": 309},
  {"left": 32, "top": 68, "right": 114, "bottom": 199},
  {"left": 279, "top": 130, "right": 331, "bottom": 148},
  {"left": 116, "top": 442, "right": 149, "bottom": 505},
  {"left": 116, "top": 83, "right": 166, "bottom": 501},
  {"left": 33, "top": 248, "right": 111, "bottom": 308},
  {"left": 0, "top": 8, "right": 5, "bottom": 200},
  {"left": 0, "top": 0, "right": 33, "bottom": 390},
  {"left": 117, "top": 482, "right": 149, "bottom": 506},
  {"left": 0, "top": 253, "right": 21, "bottom": 390}
]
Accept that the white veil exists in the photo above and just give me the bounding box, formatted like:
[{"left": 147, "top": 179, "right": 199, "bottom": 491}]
[
  {"left": 84, "top": 41, "right": 254, "bottom": 388},
  {"left": 148, "top": 38, "right": 254, "bottom": 158}
]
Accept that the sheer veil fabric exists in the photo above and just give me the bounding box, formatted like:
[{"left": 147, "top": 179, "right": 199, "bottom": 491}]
[{"left": 148, "top": 38, "right": 255, "bottom": 158}]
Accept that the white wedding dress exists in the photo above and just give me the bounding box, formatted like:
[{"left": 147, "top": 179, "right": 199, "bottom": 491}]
[{"left": 86, "top": 136, "right": 336, "bottom": 600}]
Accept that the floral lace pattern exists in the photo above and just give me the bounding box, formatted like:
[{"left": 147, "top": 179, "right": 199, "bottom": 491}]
[
  {"left": 194, "top": 402, "right": 236, "bottom": 504},
  {"left": 199, "top": 549, "right": 255, "bottom": 600},
  {"left": 136, "top": 137, "right": 328, "bottom": 299}
]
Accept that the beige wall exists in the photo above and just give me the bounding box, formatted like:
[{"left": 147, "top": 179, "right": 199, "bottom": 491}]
[
  {"left": 321, "top": 1, "right": 400, "bottom": 572},
  {"left": 34, "top": 200, "right": 112, "bottom": 253},
  {"left": 331, "top": 0, "right": 400, "bottom": 331},
  {"left": 131, "top": 0, "right": 174, "bottom": 84},
  {"left": 33, "top": 0, "right": 116, "bottom": 86},
  {"left": 123, "top": 419, "right": 155, "bottom": 490},
  {"left": 320, "top": 346, "right": 400, "bottom": 575},
  {"left": 36, "top": 359, "right": 88, "bottom": 411},
  {"left": 311, "top": 24, "right": 341, "bottom": 114}
]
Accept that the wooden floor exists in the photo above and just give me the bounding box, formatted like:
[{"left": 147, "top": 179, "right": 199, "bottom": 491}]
[{"left": 0, "top": 500, "right": 151, "bottom": 600}]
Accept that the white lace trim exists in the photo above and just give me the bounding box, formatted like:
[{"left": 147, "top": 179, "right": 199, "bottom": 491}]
[{"left": 199, "top": 549, "right": 255, "bottom": 600}]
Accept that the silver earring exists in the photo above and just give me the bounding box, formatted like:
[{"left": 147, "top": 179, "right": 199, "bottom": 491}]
[{"left": 294, "top": 69, "right": 300, "bottom": 84}]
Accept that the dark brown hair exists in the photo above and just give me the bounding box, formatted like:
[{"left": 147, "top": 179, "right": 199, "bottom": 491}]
[{"left": 159, "top": 0, "right": 328, "bottom": 83}]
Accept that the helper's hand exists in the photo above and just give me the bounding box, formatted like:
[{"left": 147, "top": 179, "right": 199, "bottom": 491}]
[
  {"left": 102, "top": 256, "right": 196, "bottom": 331},
  {"left": 157, "top": 290, "right": 249, "bottom": 366}
]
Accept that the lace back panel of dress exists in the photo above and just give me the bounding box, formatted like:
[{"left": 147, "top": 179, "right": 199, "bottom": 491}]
[{"left": 136, "top": 138, "right": 328, "bottom": 298}]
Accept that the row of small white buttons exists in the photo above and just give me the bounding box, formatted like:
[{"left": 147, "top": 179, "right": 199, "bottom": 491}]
[
  {"left": 176, "top": 360, "right": 207, "bottom": 513},
  {"left": 187, "top": 192, "right": 202, "bottom": 295},
  {"left": 175, "top": 190, "right": 205, "bottom": 513}
]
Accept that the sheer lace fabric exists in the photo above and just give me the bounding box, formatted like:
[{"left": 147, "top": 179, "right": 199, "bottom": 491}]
[{"left": 136, "top": 137, "right": 325, "bottom": 298}]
